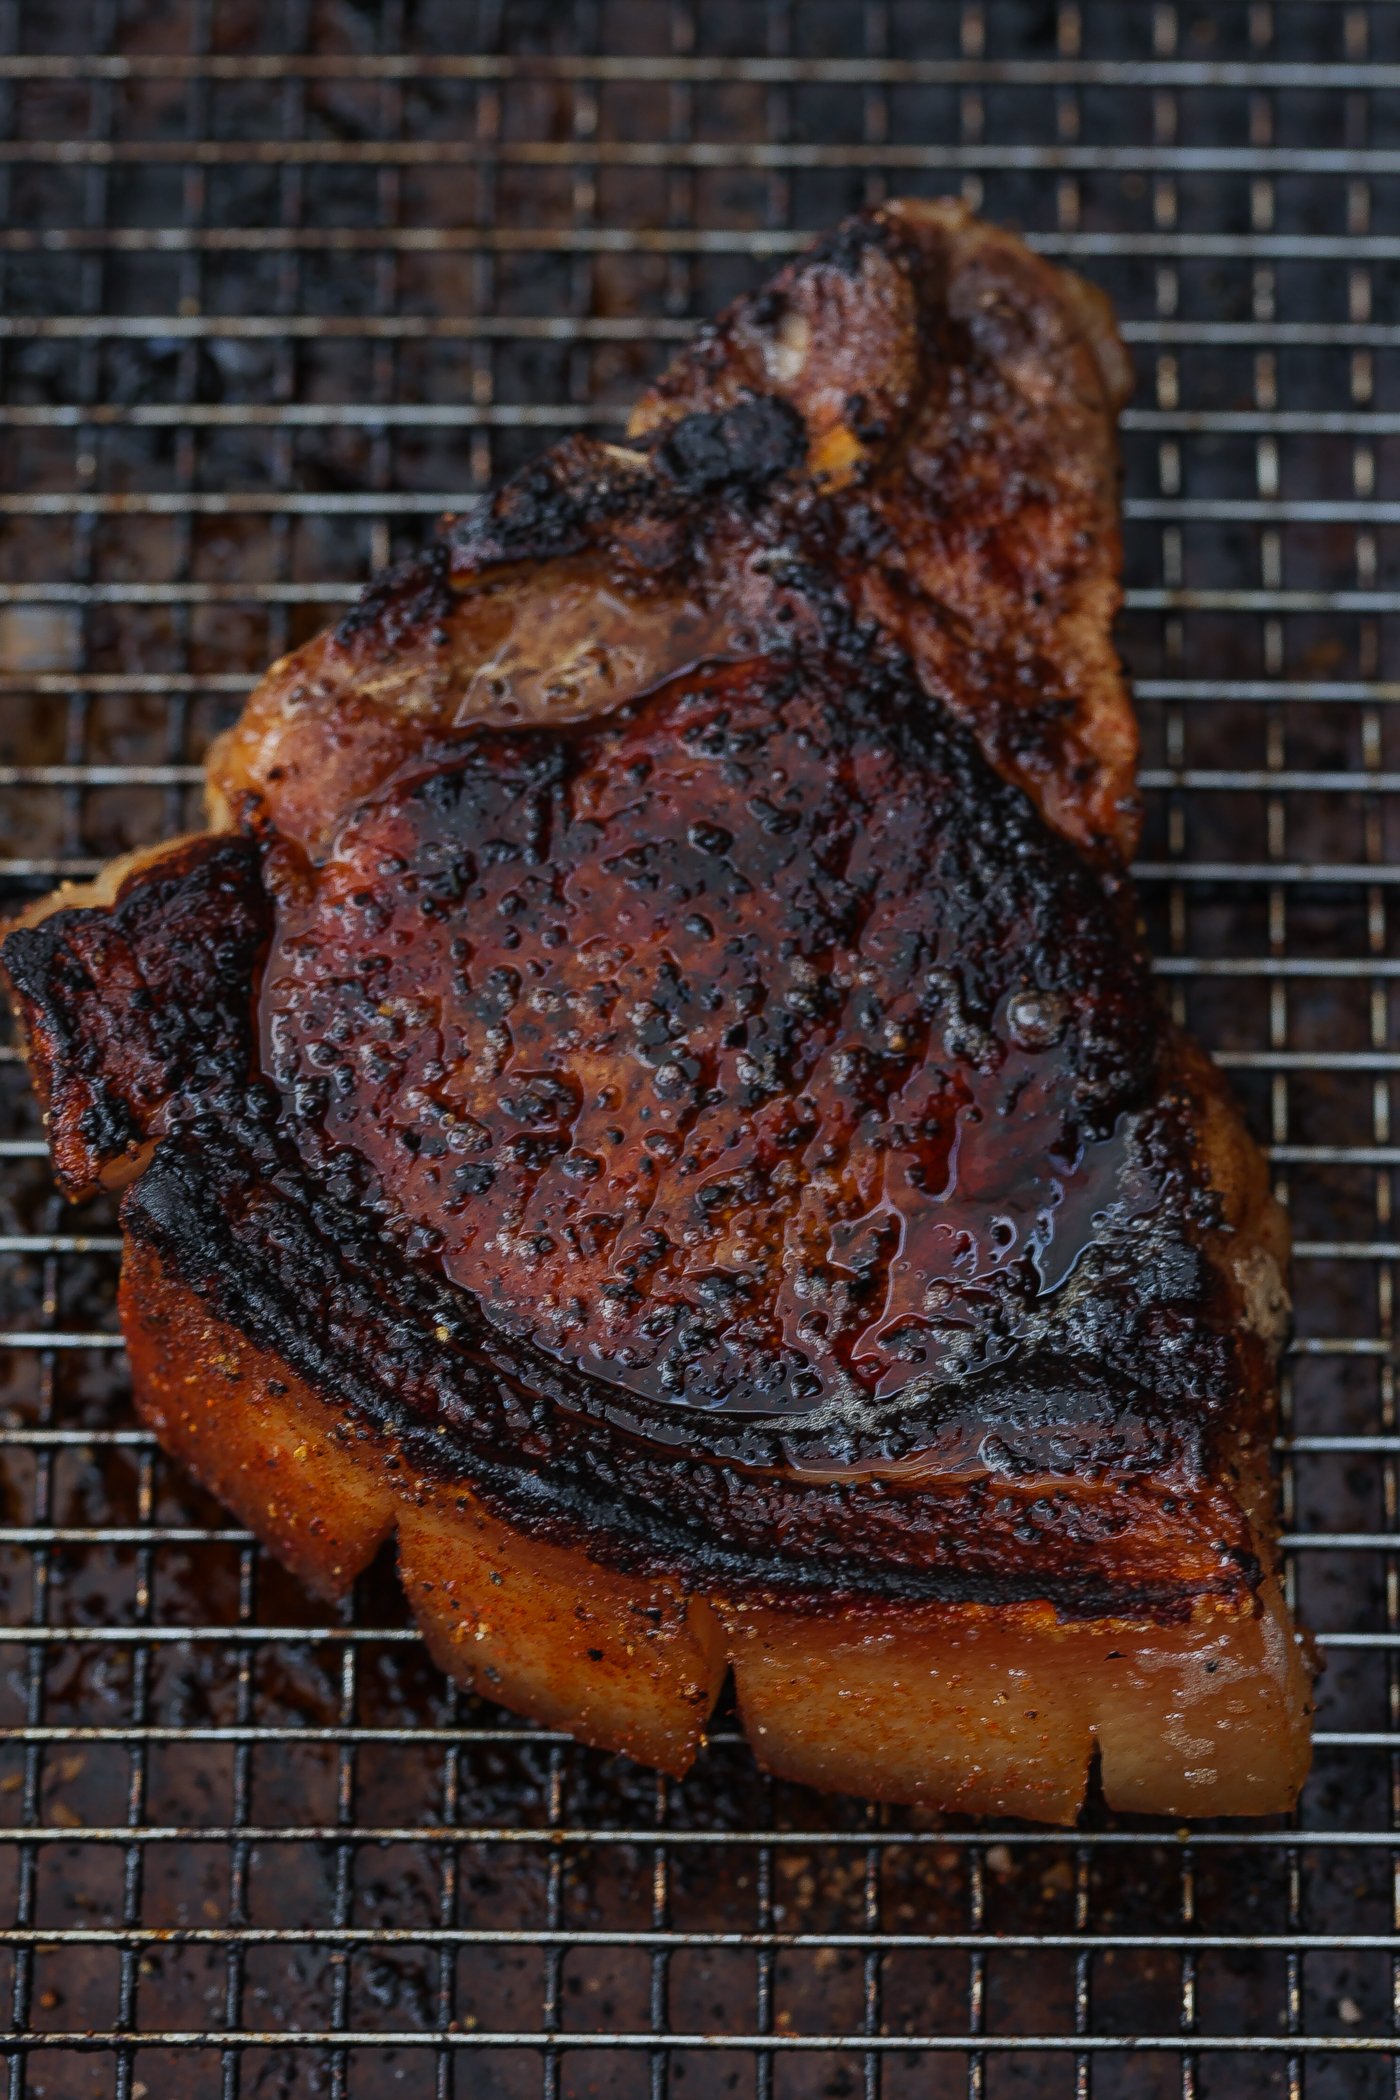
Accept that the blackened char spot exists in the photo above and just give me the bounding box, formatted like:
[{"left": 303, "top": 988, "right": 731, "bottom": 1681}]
[
  {"left": 802, "top": 211, "right": 906, "bottom": 279},
  {"left": 78, "top": 1092, "right": 143, "bottom": 1159},
  {"left": 474, "top": 458, "right": 597, "bottom": 562},
  {"left": 654, "top": 394, "right": 806, "bottom": 497},
  {"left": 459, "top": 441, "right": 653, "bottom": 566},
  {"left": 334, "top": 540, "right": 453, "bottom": 652}
]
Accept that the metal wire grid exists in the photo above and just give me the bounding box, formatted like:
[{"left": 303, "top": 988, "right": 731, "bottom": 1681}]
[{"left": 0, "top": 0, "right": 1393, "bottom": 2094}]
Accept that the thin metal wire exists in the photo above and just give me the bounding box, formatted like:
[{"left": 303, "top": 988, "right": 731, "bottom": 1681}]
[
  {"left": 5, "top": 49, "right": 1400, "bottom": 78},
  {"left": 0, "top": 2027, "right": 1393, "bottom": 2054}
]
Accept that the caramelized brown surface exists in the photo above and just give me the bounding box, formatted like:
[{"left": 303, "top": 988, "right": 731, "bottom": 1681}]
[
  {"left": 0, "top": 202, "right": 1309, "bottom": 1814},
  {"left": 631, "top": 201, "right": 1138, "bottom": 857},
  {"left": 259, "top": 650, "right": 1159, "bottom": 1427}
]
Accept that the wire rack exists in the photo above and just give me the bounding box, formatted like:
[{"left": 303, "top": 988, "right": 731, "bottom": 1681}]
[{"left": 0, "top": 0, "right": 1394, "bottom": 2094}]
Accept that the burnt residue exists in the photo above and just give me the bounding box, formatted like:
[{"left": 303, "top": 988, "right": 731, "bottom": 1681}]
[{"left": 653, "top": 394, "right": 807, "bottom": 496}]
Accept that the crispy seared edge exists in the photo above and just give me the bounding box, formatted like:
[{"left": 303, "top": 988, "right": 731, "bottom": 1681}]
[
  {"left": 118, "top": 1229, "right": 728, "bottom": 1780},
  {"left": 0, "top": 833, "right": 268, "bottom": 1199}
]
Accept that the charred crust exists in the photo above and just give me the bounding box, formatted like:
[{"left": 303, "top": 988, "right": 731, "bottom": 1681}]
[
  {"left": 1, "top": 834, "right": 270, "bottom": 1197},
  {"left": 78, "top": 1091, "right": 143, "bottom": 1160},
  {"left": 803, "top": 209, "right": 920, "bottom": 281},
  {"left": 454, "top": 438, "right": 656, "bottom": 569},
  {"left": 255, "top": 637, "right": 1257, "bottom": 1447},
  {"left": 653, "top": 394, "right": 807, "bottom": 497},
  {"left": 334, "top": 539, "right": 453, "bottom": 653}
]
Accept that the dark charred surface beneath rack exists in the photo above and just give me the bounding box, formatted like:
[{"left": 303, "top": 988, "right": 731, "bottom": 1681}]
[{"left": 0, "top": 2, "right": 1396, "bottom": 2096}]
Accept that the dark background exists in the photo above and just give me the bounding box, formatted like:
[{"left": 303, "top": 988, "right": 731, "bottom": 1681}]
[{"left": 0, "top": 2, "right": 1394, "bottom": 2094}]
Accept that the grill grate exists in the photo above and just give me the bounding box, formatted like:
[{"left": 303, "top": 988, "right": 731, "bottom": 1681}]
[{"left": 0, "top": 1, "right": 1396, "bottom": 2094}]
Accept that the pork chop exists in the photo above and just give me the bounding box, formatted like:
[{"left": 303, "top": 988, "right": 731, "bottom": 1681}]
[{"left": 2, "top": 201, "right": 1312, "bottom": 1821}]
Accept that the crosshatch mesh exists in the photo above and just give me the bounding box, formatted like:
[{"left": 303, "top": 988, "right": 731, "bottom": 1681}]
[{"left": 0, "top": 0, "right": 1394, "bottom": 2094}]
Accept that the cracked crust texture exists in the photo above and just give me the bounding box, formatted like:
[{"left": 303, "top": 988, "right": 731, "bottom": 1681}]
[{"left": 1, "top": 202, "right": 1312, "bottom": 1819}]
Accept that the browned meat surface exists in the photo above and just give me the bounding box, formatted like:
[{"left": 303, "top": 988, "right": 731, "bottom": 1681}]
[
  {"left": 208, "top": 203, "right": 1137, "bottom": 864},
  {"left": 1, "top": 201, "right": 1312, "bottom": 1820}
]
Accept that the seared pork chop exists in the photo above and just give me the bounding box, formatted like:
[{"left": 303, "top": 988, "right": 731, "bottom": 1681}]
[{"left": 2, "top": 202, "right": 1312, "bottom": 1822}]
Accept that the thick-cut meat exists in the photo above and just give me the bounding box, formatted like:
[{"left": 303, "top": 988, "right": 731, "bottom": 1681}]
[{"left": 3, "top": 202, "right": 1312, "bottom": 1821}]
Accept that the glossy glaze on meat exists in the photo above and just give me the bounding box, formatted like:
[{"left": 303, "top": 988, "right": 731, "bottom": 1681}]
[{"left": 261, "top": 654, "right": 1165, "bottom": 1427}]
